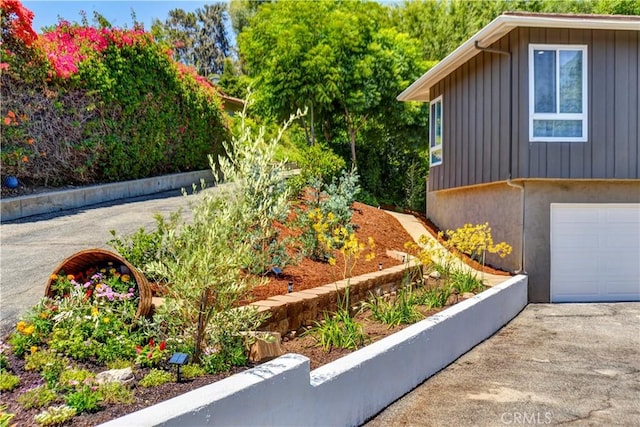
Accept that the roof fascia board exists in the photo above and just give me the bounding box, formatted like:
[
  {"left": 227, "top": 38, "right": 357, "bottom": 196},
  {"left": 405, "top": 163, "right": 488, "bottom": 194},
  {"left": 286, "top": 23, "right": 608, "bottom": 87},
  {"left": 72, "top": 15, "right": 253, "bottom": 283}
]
[{"left": 397, "top": 14, "right": 640, "bottom": 102}]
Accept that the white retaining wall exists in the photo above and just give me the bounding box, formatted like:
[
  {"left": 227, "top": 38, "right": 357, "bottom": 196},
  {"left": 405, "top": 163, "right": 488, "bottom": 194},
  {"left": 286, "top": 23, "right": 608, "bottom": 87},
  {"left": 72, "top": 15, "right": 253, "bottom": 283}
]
[{"left": 99, "top": 274, "right": 528, "bottom": 427}]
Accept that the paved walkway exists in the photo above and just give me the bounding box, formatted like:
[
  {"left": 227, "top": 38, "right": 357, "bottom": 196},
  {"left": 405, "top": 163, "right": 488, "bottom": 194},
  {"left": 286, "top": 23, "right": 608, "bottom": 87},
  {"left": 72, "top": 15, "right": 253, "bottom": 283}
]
[{"left": 364, "top": 302, "right": 640, "bottom": 426}]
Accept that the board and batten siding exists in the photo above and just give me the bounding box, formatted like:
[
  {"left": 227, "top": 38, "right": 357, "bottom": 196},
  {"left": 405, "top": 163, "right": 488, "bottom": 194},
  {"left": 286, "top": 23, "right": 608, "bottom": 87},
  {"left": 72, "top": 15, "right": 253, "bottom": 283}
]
[{"left": 428, "top": 27, "right": 639, "bottom": 192}]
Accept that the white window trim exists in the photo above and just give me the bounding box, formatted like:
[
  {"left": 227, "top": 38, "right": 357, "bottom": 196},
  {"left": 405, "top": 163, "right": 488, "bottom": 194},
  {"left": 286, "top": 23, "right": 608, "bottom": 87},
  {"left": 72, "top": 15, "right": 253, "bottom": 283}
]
[
  {"left": 528, "top": 44, "right": 588, "bottom": 142},
  {"left": 430, "top": 95, "right": 443, "bottom": 166}
]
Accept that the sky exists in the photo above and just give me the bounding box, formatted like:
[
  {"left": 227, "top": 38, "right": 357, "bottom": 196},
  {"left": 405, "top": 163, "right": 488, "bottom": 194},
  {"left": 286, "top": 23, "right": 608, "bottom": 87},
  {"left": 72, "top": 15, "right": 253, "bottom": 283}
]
[{"left": 23, "top": 1, "right": 213, "bottom": 33}]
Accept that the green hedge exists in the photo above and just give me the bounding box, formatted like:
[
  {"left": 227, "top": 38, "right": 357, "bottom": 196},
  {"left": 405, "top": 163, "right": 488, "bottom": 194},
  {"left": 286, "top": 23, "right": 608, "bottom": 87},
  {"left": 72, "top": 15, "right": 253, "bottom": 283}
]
[{"left": 0, "top": 18, "right": 229, "bottom": 186}]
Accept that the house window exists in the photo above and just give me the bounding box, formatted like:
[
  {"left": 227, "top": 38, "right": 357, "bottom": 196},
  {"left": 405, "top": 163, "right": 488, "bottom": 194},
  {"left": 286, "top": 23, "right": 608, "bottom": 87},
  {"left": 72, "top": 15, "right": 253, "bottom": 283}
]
[
  {"left": 430, "top": 96, "right": 443, "bottom": 166},
  {"left": 529, "top": 44, "right": 587, "bottom": 142}
]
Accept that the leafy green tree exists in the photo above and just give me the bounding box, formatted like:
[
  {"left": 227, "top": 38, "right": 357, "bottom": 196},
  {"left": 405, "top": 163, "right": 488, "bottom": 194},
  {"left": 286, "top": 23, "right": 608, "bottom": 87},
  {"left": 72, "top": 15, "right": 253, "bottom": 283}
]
[
  {"left": 393, "top": 0, "right": 640, "bottom": 61},
  {"left": 238, "top": 0, "right": 429, "bottom": 203},
  {"left": 152, "top": 3, "right": 230, "bottom": 78},
  {"left": 228, "top": 0, "right": 272, "bottom": 36}
]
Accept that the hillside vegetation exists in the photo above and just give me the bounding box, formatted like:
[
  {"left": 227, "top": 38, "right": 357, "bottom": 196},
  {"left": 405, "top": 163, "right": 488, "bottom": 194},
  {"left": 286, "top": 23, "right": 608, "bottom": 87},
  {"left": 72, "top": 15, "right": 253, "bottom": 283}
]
[{"left": 1, "top": 1, "right": 229, "bottom": 186}]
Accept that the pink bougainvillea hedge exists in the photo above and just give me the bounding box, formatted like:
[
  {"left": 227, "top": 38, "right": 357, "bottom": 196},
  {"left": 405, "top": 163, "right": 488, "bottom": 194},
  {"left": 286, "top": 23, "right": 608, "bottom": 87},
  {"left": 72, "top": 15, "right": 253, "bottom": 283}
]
[{"left": 0, "top": 0, "right": 229, "bottom": 186}]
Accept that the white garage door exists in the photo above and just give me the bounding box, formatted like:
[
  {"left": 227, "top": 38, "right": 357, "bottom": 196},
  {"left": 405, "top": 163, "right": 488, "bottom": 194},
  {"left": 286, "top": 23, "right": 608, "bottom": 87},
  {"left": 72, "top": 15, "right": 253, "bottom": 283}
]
[{"left": 550, "top": 203, "right": 640, "bottom": 302}]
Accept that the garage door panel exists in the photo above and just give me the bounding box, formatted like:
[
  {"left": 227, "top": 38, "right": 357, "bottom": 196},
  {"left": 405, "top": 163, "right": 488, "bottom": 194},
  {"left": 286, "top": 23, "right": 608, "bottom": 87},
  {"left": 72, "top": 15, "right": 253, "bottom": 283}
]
[
  {"left": 554, "top": 278, "right": 599, "bottom": 296},
  {"left": 604, "top": 221, "right": 640, "bottom": 248},
  {"left": 554, "top": 257, "right": 599, "bottom": 277},
  {"left": 604, "top": 280, "right": 640, "bottom": 296},
  {"left": 551, "top": 204, "right": 640, "bottom": 303},
  {"left": 554, "top": 207, "right": 599, "bottom": 223},
  {"left": 606, "top": 208, "right": 640, "bottom": 223}
]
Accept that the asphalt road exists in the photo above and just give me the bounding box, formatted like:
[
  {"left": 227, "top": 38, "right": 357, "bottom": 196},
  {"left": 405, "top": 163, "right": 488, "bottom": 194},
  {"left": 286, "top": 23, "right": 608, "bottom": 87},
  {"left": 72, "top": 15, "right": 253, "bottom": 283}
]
[
  {"left": 0, "top": 189, "right": 201, "bottom": 334},
  {"left": 364, "top": 302, "right": 640, "bottom": 427}
]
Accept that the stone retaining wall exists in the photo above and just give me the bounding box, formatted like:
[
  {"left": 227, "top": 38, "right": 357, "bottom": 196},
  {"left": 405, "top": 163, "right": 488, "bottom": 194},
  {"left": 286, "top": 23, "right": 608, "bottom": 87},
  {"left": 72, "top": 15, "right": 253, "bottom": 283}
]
[{"left": 252, "top": 263, "right": 422, "bottom": 334}]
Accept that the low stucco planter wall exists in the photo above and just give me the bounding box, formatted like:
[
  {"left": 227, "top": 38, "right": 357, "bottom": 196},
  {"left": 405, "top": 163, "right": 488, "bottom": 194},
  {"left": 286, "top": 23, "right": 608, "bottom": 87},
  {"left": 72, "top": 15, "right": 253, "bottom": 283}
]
[{"left": 99, "top": 274, "right": 528, "bottom": 427}]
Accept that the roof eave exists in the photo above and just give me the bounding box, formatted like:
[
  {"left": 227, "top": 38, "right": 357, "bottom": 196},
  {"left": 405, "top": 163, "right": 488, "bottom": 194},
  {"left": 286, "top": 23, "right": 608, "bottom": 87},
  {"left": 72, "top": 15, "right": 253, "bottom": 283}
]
[{"left": 397, "top": 14, "right": 640, "bottom": 102}]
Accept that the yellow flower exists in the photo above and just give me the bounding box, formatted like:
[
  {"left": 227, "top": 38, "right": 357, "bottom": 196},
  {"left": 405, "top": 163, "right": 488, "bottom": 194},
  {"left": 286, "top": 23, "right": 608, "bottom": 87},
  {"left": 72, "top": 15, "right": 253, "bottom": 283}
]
[
  {"left": 23, "top": 325, "right": 35, "bottom": 335},
  {"left": 109, "top": 268, "right": 116, "bottom": 275},
  {"left": 67, "top": 274, "right": 75, "bottom": 280},
  {"left": 30, "top": 346, "right": 38, "bottom": 355},
  {"left": 103, "top": 317, "right": 110, "bottom": 324},
  {"left": 91, "top": 306, "right": 99, "bottom": 317},
  {"left": 100, "top": 268, "right": 107, "bottom": 273},
  {"left": 50, "top": 273, "right": 58, "bottom": 280},
  {"left": 328, "top": 257, "right": 336, "bottom": 266},
  {"left": 16, "top": 321, "right": 26, "bottom": 332},
  {"left": 40, "top": 312, "right": 50, "bottom": 319},
  {"left": 121, "top": 274, "right": 131, "bottom": 283}
]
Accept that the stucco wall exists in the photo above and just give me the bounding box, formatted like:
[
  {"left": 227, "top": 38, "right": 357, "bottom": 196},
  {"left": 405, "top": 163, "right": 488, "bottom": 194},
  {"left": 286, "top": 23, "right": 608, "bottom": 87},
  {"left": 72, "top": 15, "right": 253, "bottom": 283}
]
[
  {"left": 426, "top": 181, "right": 523, "bottom": 274},
  {"left": 427, "top": 179, "right": 640, "bottom": 302}
]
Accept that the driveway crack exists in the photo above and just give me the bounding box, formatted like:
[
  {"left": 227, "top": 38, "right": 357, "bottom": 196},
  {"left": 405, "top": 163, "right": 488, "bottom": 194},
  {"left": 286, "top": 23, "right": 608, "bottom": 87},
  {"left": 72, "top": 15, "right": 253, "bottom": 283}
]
[{"left": 557, "top": 390, "right": 613, "bottom": 424}]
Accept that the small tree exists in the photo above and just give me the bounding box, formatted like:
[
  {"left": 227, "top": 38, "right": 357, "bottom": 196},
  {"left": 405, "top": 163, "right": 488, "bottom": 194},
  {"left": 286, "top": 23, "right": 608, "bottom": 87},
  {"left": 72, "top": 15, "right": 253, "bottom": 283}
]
[{"left": 147, "top": 106, "right": 301, "bottom": 363}]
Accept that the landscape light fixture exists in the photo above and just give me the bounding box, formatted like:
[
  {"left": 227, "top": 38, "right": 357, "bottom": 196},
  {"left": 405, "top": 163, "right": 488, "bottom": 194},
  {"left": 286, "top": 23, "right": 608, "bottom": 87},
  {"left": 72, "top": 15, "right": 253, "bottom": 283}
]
[
  {"left": 271, "top": 266, "right": 282, "bottom": 277},
  {"left": 378, "top": 262, "right": 383, "bottom": 271},
  {"left": 288, "top": 281, "right": 293, "bottom": 293},
  {"left": 169, "top": 352, "right": 189, "bottom": 383}
]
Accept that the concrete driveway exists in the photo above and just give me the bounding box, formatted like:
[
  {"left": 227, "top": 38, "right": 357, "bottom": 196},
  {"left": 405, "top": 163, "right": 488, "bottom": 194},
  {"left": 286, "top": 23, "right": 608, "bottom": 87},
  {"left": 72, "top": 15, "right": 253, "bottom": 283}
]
[{"left": 364, "top": 302, "right": 640, "bottom": 426}]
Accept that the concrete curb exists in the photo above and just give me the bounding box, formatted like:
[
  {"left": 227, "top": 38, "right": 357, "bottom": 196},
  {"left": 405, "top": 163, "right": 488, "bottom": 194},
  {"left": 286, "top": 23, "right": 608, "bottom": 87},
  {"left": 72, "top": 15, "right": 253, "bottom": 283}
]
[
  {"left": 0, "top": 170, "right": 214, "bottom": 222},
  {"left": 98, "top": 275, "right": 528, "bottom": 427}
]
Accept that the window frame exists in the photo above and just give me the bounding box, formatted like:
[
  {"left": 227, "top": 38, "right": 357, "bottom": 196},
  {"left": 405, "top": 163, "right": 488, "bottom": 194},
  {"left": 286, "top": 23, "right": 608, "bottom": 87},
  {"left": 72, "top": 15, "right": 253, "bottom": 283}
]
[
  {"left": 528, "top": 44, "right": 588, "bottom": 142},
  {"left": 429, "top": 95, "right": 443, "bottom": 166}
]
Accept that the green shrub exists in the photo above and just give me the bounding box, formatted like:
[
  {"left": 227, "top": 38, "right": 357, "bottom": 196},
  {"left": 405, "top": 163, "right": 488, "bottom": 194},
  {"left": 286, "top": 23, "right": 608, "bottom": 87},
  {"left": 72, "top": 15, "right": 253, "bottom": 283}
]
[
  {"left": 449, "top": 269, "right": 485, "bottom": 294},
  {"left": 145, "top": 110, "right": 298, "bottom": 363},
  {"left": 34, "top": 405, "right": 76, "bottom": 426},
  {"left": 298, "top": 169, "right": 362, "bottom": 261},
  {"left": 0, "top": 404, "right": 15, "bottom": 427},
  {"left": 305, "top": 287, "right": 368, "bottom": 351},
  {"left": 366, "top": 286, "right": 423, "bottom": 327},
  {"left": 40, "top": 356, "right": 67, "bottom": 390},
  {"left": 139, "top": 369, "right": 174, "bottom": 387},
  {"left": 287, "top": 142, "right": 346, "bottom": 196},
  {"left": 0, "top": 371, "right": 20, "bottom": 392},
  {"left": 17, "top": 385, "right": 58, "bottom": 410},
  {"left": 58, "top": 368, "right": 94, "bottom": 392},
  {"left": 64, "top": 385, "right": 102, "bottom": 413},
  {"left": 107, "top": 211, "right": 182, "bottom": 278},
  {"left": 181, "top": 364, "right": 206, "bottom": 379},
  {"left": 97, "top": 382, "right": 134, "bottom": 405},
  {"left": 308, "top": 307, "right": 368, "bottom": 351},
  {"left": 25, "top": 349, "right": 59, "bottom": 372},
  {"left": 414, "top": 286, "right": 451, "bottom": 309}
]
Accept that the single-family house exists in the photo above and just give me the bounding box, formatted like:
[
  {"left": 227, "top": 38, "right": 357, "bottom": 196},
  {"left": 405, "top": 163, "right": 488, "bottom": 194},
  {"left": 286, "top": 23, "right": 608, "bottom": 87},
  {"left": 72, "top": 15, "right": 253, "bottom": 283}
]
[{"left": 398, "top": 12, "right": 640, "bottom": 303}]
